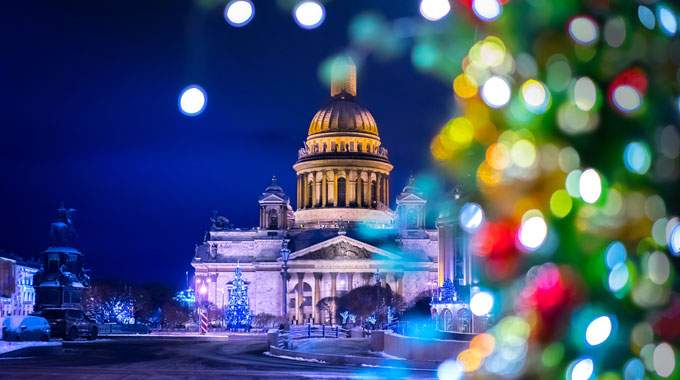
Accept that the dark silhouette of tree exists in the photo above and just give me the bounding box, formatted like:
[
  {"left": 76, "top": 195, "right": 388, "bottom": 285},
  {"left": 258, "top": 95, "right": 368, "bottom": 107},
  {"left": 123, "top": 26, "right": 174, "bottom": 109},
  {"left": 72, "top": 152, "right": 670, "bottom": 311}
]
[
  {"left": 401, "top": 290, "right": 432, "bottom": 321},
  {"left": 335, "top": 284, "right": 404, "bottom": 326}
]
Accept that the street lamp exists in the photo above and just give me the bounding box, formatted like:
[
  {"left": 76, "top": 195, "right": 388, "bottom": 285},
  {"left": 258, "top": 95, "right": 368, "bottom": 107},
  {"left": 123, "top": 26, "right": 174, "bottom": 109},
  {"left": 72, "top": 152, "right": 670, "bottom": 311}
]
[{"left": 280, "top": 239, "right": 291, "bottom": 318}]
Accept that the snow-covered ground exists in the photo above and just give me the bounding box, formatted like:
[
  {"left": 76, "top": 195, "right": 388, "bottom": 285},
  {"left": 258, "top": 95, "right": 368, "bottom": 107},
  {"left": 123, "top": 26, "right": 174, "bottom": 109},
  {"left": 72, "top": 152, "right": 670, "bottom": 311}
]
[
  {"left": 263, "top": 351, "right": 327, "bottom": 364},
  {"left": 291, "top": 338, "right": 374, "bottom": 356},
  {"left": 0, "top": 341, "right": 61, "bottom": 356}
]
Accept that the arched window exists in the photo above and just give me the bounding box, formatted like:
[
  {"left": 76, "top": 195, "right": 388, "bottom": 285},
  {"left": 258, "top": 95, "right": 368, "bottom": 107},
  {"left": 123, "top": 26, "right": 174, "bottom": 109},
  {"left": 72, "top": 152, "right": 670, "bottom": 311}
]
[
  {"left": 337, "top": 178, "right": 346, "bottom": 207},
  {"left": 268, "top": 209, "right": 279, "bottom": 230},
  {"left": 407, "top": 208, "right": 417, "bottom": 229},
  {"left": 456, "top": 308, "right": 472, "bottom": 333},
  {"left": 442, "top": 309, "right": 454, "bottom": 332}
]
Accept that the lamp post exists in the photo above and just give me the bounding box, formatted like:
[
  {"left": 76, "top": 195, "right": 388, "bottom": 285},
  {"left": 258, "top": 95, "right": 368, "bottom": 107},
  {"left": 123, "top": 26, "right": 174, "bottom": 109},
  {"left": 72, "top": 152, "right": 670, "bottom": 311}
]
[{"left": 280, "top": 239, "right": 291, "bottom": 318}]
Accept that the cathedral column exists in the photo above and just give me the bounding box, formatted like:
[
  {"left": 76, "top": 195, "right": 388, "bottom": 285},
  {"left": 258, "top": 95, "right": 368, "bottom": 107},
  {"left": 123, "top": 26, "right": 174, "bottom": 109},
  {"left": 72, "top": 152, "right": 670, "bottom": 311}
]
[
  {"left": 395, "top": 272, "right": 404, "bottom": 296},
  {"left": 356, "top": 174, "right": 363, "bottom": 207},
  {"left": 302, "top": 174, "right": 308, "bottom": 209},
  {"left": 295, "top": 175, "right": 300, "bottom": 208},
  {"left": 375, "top": 172, "right": 380, "bottom": 206},
  {"left": 321, "top": 173, "right": 327, "bottom": 207},
  {"left": 347, "top": 273, "right": 354, "bottom": 291},
  {"left": 296, "top": 272, "right": 305, "bottom": 323},
  {"left": 333, "top": 171, "right": 339, "bottom": 207},
  {"left": 313, "top": 272, "right": 322, "bottom": 323},
  {"left": 349, "top": 170, "right": 357, "bottom": 206},
  {"left": 362, "top": 172, "right": 370, "bottom": 207},
  {"left": 314, "top": 172, "right": 322, "bottom": 208},
  {"left": 345, "top": 175, "right": 351, "bottom": 208},
  {"left": 330, "top": 273, "right": 338, "bottom": 324}
]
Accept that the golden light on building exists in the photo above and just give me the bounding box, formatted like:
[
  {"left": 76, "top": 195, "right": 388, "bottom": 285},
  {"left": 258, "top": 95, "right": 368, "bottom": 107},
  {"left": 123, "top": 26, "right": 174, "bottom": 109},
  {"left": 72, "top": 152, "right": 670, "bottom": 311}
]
[{"left": 293, "top": 56, "right": 394, "bottom": 226}]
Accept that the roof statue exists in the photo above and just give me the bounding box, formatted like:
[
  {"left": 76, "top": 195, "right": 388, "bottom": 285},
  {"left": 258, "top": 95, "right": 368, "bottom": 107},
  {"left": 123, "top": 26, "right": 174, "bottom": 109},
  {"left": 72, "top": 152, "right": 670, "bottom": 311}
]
[
  {"left": 49, "top": 203, "right": 78, "bottom": 247},
  {"left": 210, "top": 210, "right": 231, "bottom": 231}
]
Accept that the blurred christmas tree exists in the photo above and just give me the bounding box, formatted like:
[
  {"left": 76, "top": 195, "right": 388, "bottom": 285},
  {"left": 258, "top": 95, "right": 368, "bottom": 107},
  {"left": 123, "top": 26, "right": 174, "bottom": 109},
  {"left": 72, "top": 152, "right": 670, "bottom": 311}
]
[
  {"left": 330, "top": 0, "right": 680, "bottom": 378},
  {"left": 224, "top": 266, "right": 253, "bottom": 331}
]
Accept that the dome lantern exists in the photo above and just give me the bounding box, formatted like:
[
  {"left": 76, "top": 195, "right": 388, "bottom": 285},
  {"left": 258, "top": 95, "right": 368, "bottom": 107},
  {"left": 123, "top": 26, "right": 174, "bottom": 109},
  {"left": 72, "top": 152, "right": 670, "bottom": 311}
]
[{"left": 330, "top": 56, "right": 357, "bottom": 98}]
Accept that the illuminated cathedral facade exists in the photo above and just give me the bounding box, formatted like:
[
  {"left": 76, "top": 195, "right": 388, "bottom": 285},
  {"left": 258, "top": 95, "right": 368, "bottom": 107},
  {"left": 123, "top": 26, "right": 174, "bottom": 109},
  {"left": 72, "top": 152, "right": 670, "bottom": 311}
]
[{"left": 192, "top": 59, "right": 462, "bottom": 324}]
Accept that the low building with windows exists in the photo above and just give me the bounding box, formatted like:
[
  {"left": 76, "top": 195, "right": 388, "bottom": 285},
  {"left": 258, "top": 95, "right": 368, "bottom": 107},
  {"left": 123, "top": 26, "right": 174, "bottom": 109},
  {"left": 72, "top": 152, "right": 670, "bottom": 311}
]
[{"left": 0, "top": 255, "right": 39, "bottom": 317}]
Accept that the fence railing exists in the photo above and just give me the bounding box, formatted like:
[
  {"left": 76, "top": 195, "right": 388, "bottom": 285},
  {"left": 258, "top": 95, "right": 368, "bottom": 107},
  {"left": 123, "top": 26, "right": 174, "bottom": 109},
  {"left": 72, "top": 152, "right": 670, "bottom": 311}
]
[{"left": 274, "top": 324, "right": 350, "bottom": 349}]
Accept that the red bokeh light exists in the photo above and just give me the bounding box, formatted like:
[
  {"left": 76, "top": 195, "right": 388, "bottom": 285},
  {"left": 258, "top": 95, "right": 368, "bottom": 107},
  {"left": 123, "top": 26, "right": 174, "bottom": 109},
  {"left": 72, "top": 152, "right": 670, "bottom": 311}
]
[{"left": 473, "top": 220, "right": 520, "bottom": 281}]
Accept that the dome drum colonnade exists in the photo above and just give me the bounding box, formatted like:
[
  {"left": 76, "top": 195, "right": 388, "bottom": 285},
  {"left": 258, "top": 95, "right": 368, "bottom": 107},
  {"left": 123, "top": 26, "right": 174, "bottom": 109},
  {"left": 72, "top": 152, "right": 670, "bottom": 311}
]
[{"left": 293, "top": 57, "right": 394, "bottom": 224}]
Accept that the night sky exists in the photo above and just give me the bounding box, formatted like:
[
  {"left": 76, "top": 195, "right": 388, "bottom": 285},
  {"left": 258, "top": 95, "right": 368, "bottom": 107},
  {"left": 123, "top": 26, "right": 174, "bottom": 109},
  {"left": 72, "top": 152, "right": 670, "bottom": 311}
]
[{"left": 0, "top": 1, "right": 453, "bottom": 287}]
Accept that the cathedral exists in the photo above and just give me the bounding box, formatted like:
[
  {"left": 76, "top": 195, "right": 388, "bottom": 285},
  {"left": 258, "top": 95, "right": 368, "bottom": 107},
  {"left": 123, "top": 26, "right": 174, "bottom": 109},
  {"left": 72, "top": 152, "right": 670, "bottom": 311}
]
[{"left": 192, "top": 58, "right": 443, "bottom": 324}]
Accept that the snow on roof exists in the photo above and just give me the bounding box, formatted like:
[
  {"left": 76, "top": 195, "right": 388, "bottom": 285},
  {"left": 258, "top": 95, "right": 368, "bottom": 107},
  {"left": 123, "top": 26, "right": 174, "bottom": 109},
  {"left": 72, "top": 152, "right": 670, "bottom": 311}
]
[{"left": 45, "top": 246, "right": 81, "bottom": 254}]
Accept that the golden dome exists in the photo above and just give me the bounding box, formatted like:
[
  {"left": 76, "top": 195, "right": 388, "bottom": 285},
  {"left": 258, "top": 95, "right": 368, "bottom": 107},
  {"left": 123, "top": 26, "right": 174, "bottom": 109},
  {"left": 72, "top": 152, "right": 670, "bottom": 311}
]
[
  {"left": 308, "top": 96, "right": 379, "bottom": 136},
  {"left": 307, "top": 55, "right": 379, "bottom": 137}
]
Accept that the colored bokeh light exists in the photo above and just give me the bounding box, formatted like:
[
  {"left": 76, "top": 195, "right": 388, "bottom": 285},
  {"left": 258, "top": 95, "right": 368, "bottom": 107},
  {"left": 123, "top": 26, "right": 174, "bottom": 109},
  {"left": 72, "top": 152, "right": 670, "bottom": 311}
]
[
  {"left": 638, "top": 5, "right": 656, "bottom": 30},
  {"left": 224, "top": 0, "right": 255, "bottom": 27},
  {"left": 419, "top": 0, "right": 451, "bottom": 21},
  {"left": 624, "top": 358, "right": 645, "bottom": 380},
  {"left": 647, "top": 251, "right": 670, "bottom": 285},
  {"left": 669, "top": 223, "right": 680, "bottom": 256},
  {"left": 568, "top": 16, "right": 599, "bottom": 46},
  {"left": 550, "top": 190, "right": 573, "bottom": 218},
  {"left": 653, "top": 343, "right": 676, "bottom": 377},
  {"left": 460, "top": 202, "right": 485, "bottom": 233},
  {"left": 608, "top": 262, "right": 629, "bottom": 293},
  {"left": 612, "top": 85, "right": 642, "bottom": 113},
  {"left": 565, "top": 169, "right": 582, "bottom": 197},
  {"left": 472, "top": 0, "right": 502, "bottom": 22},
  {"left": 624, "top": 141, "right": 652, "bottom": 175},
  {"left": 453, "top": 74, "right": 478, "bottom": 99},
  {"left": 521, "top": 79, "right": 550, "bottom": 114},
  {"left": 657, "top": 5, "right": 678, "bottom": 36},
  {"left": 178, "top": 85, "right": 207, "bottom": 116},
  {"left": 518, "top": 213, "right": 548, "bottom": 251},
  {"left": 585, "top": 315, "right": 613, "bottom": 346},
  {"left": 604, "top": 17, "right": 626, "bottom": 48},
  {"left": 572, "top": 77, "right": 598, "bottom": 112},
  {"left": 605, "top": 241, "right": 627, "bottom": 270},
  {"left": 481, "top": 76, "right": 511, "bottom": 108},
  {"left": 579, "top": 169, "right": 602, "bottom": 204},
  {"left": 470, "top": 291, "right": 494, "bottom": 316},
  {"left": 293, "top": 1, "right": 325, "bottom": 29},
  {"left": 437, "top": 359, "right": 464, "bottom": 380},
  {"left": 568, "top": 358, "right": 594, "bottom": 380}
]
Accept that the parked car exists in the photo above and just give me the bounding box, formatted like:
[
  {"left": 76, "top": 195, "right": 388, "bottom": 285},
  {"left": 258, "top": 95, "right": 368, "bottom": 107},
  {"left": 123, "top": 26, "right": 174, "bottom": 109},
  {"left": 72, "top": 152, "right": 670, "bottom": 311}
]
[
  {"left": 39, "top": 308, "right": 98, "bottom": 340},
  {"left": 2, "top": 315, "right": 51, "bottom": 341}
]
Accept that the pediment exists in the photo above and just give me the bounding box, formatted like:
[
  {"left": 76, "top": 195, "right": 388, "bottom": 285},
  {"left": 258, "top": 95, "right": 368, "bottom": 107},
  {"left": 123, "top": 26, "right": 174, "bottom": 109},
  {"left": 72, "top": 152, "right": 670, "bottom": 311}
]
[
  {"left": 397, "top": 193, "right": 426, "bottom": 203},
  {"left": 287, "top": 235, "right": 401, "bottom": 261},
  {"left": 259, "top": 194, "right": 287, "bottom": 203}
]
